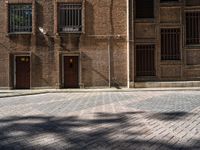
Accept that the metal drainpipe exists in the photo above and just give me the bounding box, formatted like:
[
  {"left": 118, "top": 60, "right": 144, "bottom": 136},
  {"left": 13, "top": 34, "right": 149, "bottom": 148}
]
[
  {"left": 108, "top": 37, "right": 111, "bottom": 88},
  {"left": 127, "top": 0, "right": 130, "bottom": 88}
]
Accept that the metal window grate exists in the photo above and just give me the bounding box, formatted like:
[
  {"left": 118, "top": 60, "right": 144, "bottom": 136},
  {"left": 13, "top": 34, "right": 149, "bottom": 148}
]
[
  {"left": 136, "top": 0, "right": 154, "bottom": 18},
  {"left": 161, "top": 28, "right": 180, "bottom": 60},
  {"left": 59, "top": 3, "right": 82, "bottom": 33},
  {"left": 136, "top": 45, "right": 155, "bottom": 76},
  {"left": 186, "top": 11, "right": 200, "bottom": 45},
  {"left": 9, "top": 4, "right": 32, "bottom": 33}
]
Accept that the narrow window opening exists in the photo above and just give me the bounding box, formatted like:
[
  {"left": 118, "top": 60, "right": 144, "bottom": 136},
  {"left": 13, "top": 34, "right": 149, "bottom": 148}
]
[
  {"left": 161, "top": 28, "right": 181, "bottom": 60},
  {"left": 136, "top": 0, "right": 154, "bottom": 19},
  {"left": 186, "top": 11, "right": 200, "bottom": 45},
  {"left": 136, "top": 45, "right": 155, "bottom": 76}
]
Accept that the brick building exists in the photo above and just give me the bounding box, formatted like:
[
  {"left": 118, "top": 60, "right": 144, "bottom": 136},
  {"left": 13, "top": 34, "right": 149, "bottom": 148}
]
[{"left": 0, "top": 0, "right": 200, "bottom": 89}]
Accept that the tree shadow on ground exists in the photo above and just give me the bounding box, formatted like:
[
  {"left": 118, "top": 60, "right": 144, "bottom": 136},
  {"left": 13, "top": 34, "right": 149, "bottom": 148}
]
[
  {"left": 147, "top": 111, "right": 194, "bottom": 121},
  {"left": 0, "top": 112, "right": 199, "bottom": 150}
]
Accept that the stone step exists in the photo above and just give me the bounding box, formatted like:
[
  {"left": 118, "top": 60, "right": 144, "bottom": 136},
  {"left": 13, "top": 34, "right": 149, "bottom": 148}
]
[{"left": 134, "top": 81, "right": 200, "bottom": 88}]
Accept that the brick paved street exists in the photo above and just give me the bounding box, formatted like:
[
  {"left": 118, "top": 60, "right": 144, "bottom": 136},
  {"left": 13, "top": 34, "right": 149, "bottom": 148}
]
[{"left": 0, "top": 91, "right": 200, "bottom": 150}]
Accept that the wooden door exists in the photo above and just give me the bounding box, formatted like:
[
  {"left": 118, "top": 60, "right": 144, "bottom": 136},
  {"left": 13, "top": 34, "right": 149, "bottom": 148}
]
[
  {"left": 63, "top": 56, "right": 79, "bottom": 88},
  {"left": 15, "top": 56, "right": 30, "bottom": 89}
]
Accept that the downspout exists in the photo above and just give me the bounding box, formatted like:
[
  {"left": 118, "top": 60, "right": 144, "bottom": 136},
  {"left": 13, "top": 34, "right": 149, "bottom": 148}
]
[
  {"left": 108, "top": 0, "right": 114, "bottom": 88},
  {"left": 127, "top": 0, "right": 130, "bottom": 88},
  {"left": 108, "top": 37, "right": 111, "bottom": 88},
  {"left": 132, "top": 0, "right": 135, "bottom": 88}
]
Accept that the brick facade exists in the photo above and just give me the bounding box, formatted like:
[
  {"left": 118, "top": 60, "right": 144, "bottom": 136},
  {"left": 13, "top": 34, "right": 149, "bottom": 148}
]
[
  {"left": 0, "top": 0, "right": 127, "bottom": 89},
  {"left": 0, "top": 0, "right": 200, "bottom": 89},
  {"left": 130, "top": 0, "right": 200, "bottom": 86}
]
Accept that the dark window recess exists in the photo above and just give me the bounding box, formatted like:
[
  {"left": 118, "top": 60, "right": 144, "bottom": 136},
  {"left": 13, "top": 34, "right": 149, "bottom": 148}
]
[
  {"left": 160, "top": 0, "right": 179, "bottom": 3},
  {"left": 186, "top": 12, "right": 200, "bottom": 45},
  {"left": 136, "top": 45, "right": 155, "bottom": 76},
  {"left": 59, "top": 3, "right": 82, "bottom": 33},
  {"left": 185, "top": 0, "right": 200, "bottom": 6},
  {"left": 161, "top": 28, "right": 180, "bottom": 60},
  {"left": 136, "top": 0, "right": 154, "bottom": 18},
  {"left": 9, "top": 4, "right": 32, "bottom": 33}
]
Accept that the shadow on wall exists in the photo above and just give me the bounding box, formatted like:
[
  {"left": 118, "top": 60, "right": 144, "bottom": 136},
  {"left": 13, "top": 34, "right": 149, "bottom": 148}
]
[
  {"left": 82, "top": 52, "right": 109, "bottom": 87},
  {"left": 85, "top": 1, "right": 94, "bottom": 36},
  {"left": 31, "top": 54, "right": 43, "bottom": 87},
  {"left": 9, "top": 34, "right": 32, "bottom": 51},
  {"left": 82, "top": 51, "right": 122, "bottom": 88},
  {"left": 0, "top": 111, "right": 199, "bottom": 149},
  {"left": 61, "top": 34, "right": 80, "bottom": 51},
  {"left": 31, "top": 54, "right": 52, "bottom": 87},
  {"left": 35, "top": 1, "right": 49, "bottom": 48},
  {"left": 81, "top": 53, "right": 93, "bottom": 86}
]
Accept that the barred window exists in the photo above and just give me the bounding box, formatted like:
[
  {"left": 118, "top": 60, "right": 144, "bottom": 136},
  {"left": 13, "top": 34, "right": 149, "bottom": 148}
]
[
  {"left": 9, "top": 4, "right": 32, "bottom": 33},
  {"left": 136, "top": 0, "right": 154, "bottom": 19},
  {"left": 58, "top": 4, "right": 82, "bottom": 33},
  {"left": 186, "top": 12, "right": 200, "bottom": 45},
  {"left": 161, "top": 28, "right": 180, "bottom": 60},
  {"left": 136, "top": 45, "right": 155, "bottom": 76}
]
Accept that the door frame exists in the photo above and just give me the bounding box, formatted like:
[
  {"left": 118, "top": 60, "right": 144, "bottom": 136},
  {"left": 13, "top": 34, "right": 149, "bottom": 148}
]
[
  {"left": 61, "top": 54, "right": 80, "bottom": 88},
  {"left": 14, "top": 55, "right": 31, "bottom": 89}
]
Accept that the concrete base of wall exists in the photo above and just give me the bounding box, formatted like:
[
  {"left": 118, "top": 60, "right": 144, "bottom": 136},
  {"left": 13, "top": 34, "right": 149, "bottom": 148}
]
[
  {"left": 0, "top": 87, "right": 12, "bottom": 90},
  {"left": 134, "top": 81, "right": 200, "bottom": 88},
  {"left": 31, "top": 87, "right": 59, "bottom": 90}
]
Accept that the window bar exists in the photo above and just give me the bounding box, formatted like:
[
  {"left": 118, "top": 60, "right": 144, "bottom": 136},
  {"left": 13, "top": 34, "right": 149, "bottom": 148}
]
[
  {"left": 25, "top": 8, "right": 27, "bottom": 31},
  {"left": 190, "top": 13, "right": 193, "bottom": 44},
  {"left": 193, "top": 12, "right": 196, "bottom": 43},
  {"left": 70, "top": 5, "right": 72, "bottom": 27},
  {"left": 74, "top": 8, "right": 76, "bottom": 27},
  {"left": 171, "top": 29, "right": 173, "bottom": 59},
  {"left": 9, "top": 6, "right": 12, "bottom": 32},
  {"left": 199, "top": 13, "right": 200, "bottom": 44},
  {"left": 22, "top": 9, "right": 26, "bottom": 31},
  {"left": 197, "top": 12, "right": 200, "bottom": 44},
  {"left": 27, "top": 7, "right": 29, "bottom": 32},
  {"left": 170, "top": 29, "right": 172, "bottom": 59},
  {"left": 195, "top": 12, "right": 198, "bottom": 43},
  {"left": 178, "top": 30, "right": 180, "bottom": 59},
  {"left": 13, "top": 6, "right": 16, "bottom": 32},
  {"left": 18, "top": 6, "right": 21, "bottom": 32},
  {"left": 74, "top": 9, "right": 76, "bottom": 27}
]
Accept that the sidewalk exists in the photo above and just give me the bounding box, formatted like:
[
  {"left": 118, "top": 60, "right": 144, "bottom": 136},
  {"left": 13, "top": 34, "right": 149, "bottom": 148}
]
[
  {"left": 0, "top": 90, "right": 200, "bottom": 149},
  {"left": 1, "top": 87, "right": 200, "bottom": 98}
]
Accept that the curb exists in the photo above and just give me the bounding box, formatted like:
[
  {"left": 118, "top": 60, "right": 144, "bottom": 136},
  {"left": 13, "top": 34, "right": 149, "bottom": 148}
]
[
  {"left": 0, "top": 87, "right": 200, "bottom": 98},
  {"left": 0, "top": 91, "right": 49, "bottom": 99}
]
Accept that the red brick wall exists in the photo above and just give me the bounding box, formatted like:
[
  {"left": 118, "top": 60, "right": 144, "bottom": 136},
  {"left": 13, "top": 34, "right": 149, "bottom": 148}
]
[{"left": 0, "top": 0, "right": 128, "bottom": 88}]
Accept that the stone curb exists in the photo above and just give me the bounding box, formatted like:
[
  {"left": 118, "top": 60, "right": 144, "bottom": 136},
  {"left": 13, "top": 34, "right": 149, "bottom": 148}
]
[
  {"left": 0, "top": 92, "right": 49, "bottom": 99},
  {"left": 0, "top": 87, "right": 200, "bottom": 98}
]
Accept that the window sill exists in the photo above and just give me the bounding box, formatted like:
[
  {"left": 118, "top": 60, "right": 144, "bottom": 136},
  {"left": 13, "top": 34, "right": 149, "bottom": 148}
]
[
  {"left": 185, "top": 65, "right": 200, "bottom": 69},
  {"left": 7, "top": 32, "right": 32, "bottom": 35},
  {"left": 185, "top": 44, "right": 200, "bottom": 48},
  {"left": 160, "top": 2, "right": 183, "bottom": 7},
  {"left": 134, "top": 19, "right": 155, "bottom": 23},
  {"left": 58, "top": 32, "right": 83, "bottom": 34},
  {"left": 160, "top": 60, "right": 182, "bottom": 65}
]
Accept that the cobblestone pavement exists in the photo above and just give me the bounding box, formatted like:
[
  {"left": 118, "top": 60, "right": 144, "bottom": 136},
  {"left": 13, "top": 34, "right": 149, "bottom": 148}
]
[{"left": 0, "top": 91, "right": 200, "bottom": 150}]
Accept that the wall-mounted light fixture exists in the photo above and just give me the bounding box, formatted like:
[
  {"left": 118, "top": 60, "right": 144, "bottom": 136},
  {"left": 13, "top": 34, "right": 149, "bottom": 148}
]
[{"left": 39, "top": 27, "right": 47, "bottom": 35}]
